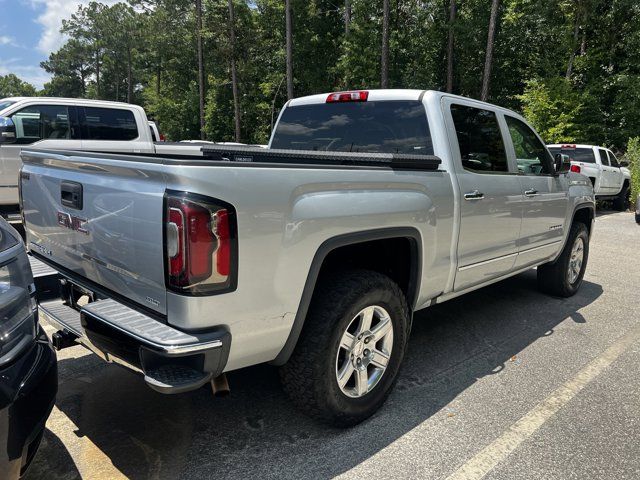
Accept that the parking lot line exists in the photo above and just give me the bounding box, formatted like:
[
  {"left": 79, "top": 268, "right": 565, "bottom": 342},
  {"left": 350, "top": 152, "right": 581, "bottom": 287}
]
[{"left": 445, "top": 322, "right": 640, "bottom": 480}]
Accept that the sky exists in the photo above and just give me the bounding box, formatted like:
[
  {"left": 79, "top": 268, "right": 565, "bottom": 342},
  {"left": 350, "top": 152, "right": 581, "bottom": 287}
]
[{"left": 0, "top": 0, "right": 116, "bottom": 89}]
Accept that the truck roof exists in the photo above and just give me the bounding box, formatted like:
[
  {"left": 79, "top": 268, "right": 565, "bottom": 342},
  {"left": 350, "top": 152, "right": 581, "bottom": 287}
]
[
  {"left": 288, "top": 89, "right": 511, "bottom": 109},
  {"left": 0, "top": 96, "right": 142, "bottom": 109},
  {"left": 547, "top": 144, "right": 603, "bottom": 149}
]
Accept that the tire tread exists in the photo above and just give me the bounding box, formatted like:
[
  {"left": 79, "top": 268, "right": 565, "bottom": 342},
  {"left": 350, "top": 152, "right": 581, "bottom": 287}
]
[{"left": 280, "top": 269, "right": 408, "bottom": 426}]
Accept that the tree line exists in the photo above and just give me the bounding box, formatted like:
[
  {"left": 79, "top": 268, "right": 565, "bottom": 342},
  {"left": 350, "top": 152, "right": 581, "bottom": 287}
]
[{"left": 1, "top": 0, "right": 639, "bottom": 149}]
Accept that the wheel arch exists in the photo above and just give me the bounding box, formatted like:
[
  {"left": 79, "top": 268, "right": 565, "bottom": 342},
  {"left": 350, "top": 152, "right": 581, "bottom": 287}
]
[
  {"left": 572, "top": 203, "right": 595, "bottom": 235},
  {"left": 271, "top": 227, "right": 422, "bottom": 366}
]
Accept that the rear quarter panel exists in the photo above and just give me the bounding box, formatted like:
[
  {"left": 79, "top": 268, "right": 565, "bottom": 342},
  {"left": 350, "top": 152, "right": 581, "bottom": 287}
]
[{"left": 162, "top": 163, "right": 455, "bottom": 370}]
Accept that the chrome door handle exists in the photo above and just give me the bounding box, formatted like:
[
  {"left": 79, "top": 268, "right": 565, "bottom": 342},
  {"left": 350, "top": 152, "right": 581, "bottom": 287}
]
[
  {"left": 524, "top": 189, "right": 540, "bottom": 197},
  {"left": 464, "top": 190, "right": 484, "bottom": 200}
]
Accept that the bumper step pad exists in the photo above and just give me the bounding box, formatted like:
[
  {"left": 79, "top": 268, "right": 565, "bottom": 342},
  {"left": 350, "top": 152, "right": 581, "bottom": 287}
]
[
  {"left": 82, "top": 299, "right": 222, "bottom": 353},
  {"left": 28, "top": 255, "right": 58, "bottom": 278},
  {"left": 28, "top": 255, "right": 61, "bottom": 302},
  {"left": 38, "top": 297, "right": 230, "bottom": 394},
  {"left": 39, "top": 299, "right": 83, "bottom": 336},
  {"left": 144, "top": 365, "right": 212, "bottom": 394}
]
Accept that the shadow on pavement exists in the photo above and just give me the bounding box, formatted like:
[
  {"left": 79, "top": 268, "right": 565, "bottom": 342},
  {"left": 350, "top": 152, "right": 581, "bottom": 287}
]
[
  {"left": 28, "top": 270, "right": 603, "bottom": 480},
  {"left": 24, "top": 429, "right": 81, "bottom": 480}
]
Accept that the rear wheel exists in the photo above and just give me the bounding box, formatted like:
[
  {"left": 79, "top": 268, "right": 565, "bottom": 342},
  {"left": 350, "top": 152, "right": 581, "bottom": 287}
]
[
  {"left": 537, "top": 222, "right": 589, "bottom": 297},
  {"left": 280, "top": 270, "right": 409, "bottom": 427}
]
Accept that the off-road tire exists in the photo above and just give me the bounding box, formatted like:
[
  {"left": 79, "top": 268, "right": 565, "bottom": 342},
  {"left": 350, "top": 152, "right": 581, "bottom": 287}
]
[
  {"left": 280, "top": 269, "right": 410, "bottom": 427},
  {"left": 537, "top": 222, "right": 589, "bottom": 297},
  {"left": 613, "top": 184, "right": 630, "bottom": 211}
]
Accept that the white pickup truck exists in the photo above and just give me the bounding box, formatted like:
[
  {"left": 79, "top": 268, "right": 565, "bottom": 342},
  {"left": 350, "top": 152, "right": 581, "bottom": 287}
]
[
  {"left": 0, "top": 97, "right": 201, "bottom": 222},
  {"left": 21, "top": 90, "right": 596, "bottom": 426},
  {"left": 548, "top": 144, "right": 631, "bottom": 210}
]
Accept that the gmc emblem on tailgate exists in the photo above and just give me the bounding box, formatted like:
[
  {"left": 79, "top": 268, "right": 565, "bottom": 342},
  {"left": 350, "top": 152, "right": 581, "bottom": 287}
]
[{"left": 57, "top": 211, "right": 89, "bottom": 235}]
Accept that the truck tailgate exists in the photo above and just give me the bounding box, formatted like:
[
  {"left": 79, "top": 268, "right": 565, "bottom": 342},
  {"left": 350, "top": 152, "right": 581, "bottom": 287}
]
[{"left": 20, "top": 150, "right": 168, "bottom": 315}]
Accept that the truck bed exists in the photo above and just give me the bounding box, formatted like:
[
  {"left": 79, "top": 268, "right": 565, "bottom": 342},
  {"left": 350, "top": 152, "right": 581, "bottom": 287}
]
[{"left": 20, "top": 145, "right": 454, "bottom": 371}]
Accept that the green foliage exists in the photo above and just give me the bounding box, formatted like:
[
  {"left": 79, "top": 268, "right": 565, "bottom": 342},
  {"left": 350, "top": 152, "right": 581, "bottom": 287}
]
[
  {"left": 626, "top": 137, "right": 640, "bottom": 209},
  {"left": 2, "top": 0, "right": 639, "bottom": 149},
  {"left": 518, "top": 78, "right": 593, "bottom": 143},
  {"left": 0, "top": 74, "right": 36, "bottom": 98}
]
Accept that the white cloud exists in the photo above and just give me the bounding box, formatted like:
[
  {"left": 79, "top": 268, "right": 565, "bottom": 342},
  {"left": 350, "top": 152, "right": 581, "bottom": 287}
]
[
  {"left": 0, "top": 58, "right": 50, "bottom": 88},
  {"left": 0, "top": 35, "right": 17, "bottom": 47},
  {"left": 27, "top": 0, "right": 118, "bottom": 54}
]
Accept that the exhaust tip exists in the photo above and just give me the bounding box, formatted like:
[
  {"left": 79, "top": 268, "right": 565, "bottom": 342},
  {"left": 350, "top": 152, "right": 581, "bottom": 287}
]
[{"left": 211, "top": 374, "right": 230, "bottom": 397}]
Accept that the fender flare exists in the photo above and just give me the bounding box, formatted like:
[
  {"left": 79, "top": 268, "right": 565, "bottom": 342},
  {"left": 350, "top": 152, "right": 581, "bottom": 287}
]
[
  {"left": 553, "top": 202, "right": 595, "bottom": 263},
  {"left": 271, "top": 227, "right": 422, "bottom": 366}
]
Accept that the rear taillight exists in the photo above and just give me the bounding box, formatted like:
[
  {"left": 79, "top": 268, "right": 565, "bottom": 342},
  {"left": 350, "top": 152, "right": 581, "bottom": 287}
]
[
  {"left": 570, "top": 164, "right": 581, "bottom": 173},
  {"left": 165, "top": 191, "right": 237, "bottom": 294},
  {"left": 326, "top": 90, "right": 369, "bottom": 103}
]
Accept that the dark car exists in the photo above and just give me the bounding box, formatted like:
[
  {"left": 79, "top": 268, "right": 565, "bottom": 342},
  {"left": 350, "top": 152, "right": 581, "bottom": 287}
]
[{"left": 0, "top": 218, "right": 57, "bottom": 479}]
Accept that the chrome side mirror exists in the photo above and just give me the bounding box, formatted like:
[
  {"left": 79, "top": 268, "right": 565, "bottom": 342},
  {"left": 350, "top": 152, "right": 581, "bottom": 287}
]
[{"left": 0, "top": 116, "right": 16, "bottom": 144}]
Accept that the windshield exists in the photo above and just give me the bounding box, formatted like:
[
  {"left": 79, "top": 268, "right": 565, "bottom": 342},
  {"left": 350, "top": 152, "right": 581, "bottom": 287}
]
[
  {"left": 0, "top": 100, "right": 16, "bottom": 112},
  {"left": 271, "top": 100, "right": 434, "bottom": 154},
  {"left": 548, "top": 147, "right": 595, "bottom": 163}
]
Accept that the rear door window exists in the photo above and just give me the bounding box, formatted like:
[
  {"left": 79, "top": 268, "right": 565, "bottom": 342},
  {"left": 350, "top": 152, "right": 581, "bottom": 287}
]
[
  {"left": 82, "top": 107, "right": 138, "bottom": 141},
  {"left": 10, "top": 105, "right": 71, "bottom": 144},
  {"left": 598, "top": 148, "right": 610, "bottom": 166},
  {"left": 271, "top": 100, "right": 433, "bottom": 154},
  {"left": 450, "top": 104, "right": 509, "bottom": 173}
]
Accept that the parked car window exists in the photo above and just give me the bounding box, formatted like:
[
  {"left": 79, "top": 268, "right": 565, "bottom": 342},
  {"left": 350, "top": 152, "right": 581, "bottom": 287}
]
[
  {"left": 608, "top": 151, "right": 620, "bottom": 167},
  {"left": 83, "top": 107, "right": 138, "bottom": 141},
  {"left": 548, "top": 147, "right": 596, "bottom": 164},
  {"left": 9, "top": 105, "right": 70, "bottom": 144},
  {"left": 0, "top": 100, "right": 17, "bottom": 111},
  {"left": 450, "top": 104, "right": 508, "bottom": 173},
  {"left": 598, "top": 148, "right": 610, "bottom": 166},
  {"left": 271, "top": 101, "right": 434, "bottom": 155},
  {"left": 505, "top": 116, "right": 554, "bottom": 175}
]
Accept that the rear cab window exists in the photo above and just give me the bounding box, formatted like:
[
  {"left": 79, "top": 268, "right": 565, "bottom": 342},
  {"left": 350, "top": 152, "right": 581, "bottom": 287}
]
[
  {"left": 271, "top": 100, "right": 433, "bottom": 155},
  {"left": 548, "top": 146, "right": 596, "bottom": 164}
]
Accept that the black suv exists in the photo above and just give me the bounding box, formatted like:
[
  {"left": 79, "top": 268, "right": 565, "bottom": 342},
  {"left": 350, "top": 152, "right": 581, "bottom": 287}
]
[{"left": 0, "top": 218, "right": 57, "bottom": 479}]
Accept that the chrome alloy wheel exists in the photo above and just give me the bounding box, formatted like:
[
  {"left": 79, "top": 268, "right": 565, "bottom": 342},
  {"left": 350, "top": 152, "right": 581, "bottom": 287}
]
[
  {"left": 568, "top": 236, "right": 585, "bottom": 284},
  {"left": 335, "top": 305, "right": 394, "bottom": 398}
]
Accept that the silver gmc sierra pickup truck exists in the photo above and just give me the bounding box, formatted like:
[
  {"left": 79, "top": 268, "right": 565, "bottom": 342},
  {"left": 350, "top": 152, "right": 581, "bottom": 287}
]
[{"left": 19, "top": 90, "right": 595, "bottom": 426}]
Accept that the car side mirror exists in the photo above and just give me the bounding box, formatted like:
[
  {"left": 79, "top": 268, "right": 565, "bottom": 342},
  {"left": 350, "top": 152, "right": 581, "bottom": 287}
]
[
  {"left": 0, "top": 116, "right": 16, "bottom": 144},
  {"left": 620, "top": 160, "right": 629, "bottom": 168},
  {"left": 554, "top": 153, "right": 571, "bottom": 174}
]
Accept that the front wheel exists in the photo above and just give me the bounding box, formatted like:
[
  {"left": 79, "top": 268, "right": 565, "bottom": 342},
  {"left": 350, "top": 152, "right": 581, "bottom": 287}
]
[
  {"left": 280, "top": 270, "right": 409, "bottom": 427},
  {"left": 537, "top": 222, "right": 589, "bottom": 297},
  {"left": 613, "top": 185, "right": 630, "bottom": 211}
]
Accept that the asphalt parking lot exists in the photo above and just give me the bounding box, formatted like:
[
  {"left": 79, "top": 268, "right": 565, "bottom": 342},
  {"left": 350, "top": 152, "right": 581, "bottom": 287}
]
[{"left": 26, "top": 210, "right": 640, "bottom": 480}]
